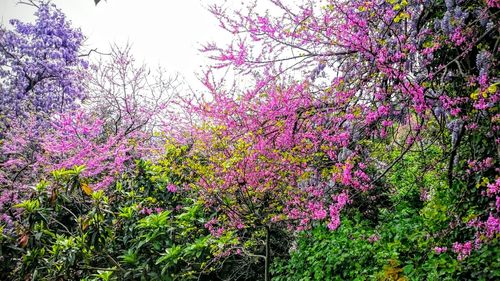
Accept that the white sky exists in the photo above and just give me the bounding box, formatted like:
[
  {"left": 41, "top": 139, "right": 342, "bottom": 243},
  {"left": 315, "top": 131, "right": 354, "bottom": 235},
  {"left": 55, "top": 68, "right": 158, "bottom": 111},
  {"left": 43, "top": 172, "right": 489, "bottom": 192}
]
[{"left": 0, "top": 0, "right": 231, "bottom": 87}]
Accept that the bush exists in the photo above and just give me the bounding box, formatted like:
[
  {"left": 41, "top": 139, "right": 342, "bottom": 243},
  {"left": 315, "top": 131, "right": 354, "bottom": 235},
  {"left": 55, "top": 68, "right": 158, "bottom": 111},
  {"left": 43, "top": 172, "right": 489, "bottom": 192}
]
[{"left": 1, "top": 153, "right": 219, "bottom": 280}]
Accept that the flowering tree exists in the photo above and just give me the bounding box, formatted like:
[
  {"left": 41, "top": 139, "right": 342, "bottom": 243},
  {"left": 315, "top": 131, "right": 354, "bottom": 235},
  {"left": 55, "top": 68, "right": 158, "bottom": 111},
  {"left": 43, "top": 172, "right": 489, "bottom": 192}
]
[
  {"left": 40, "top": 46, "right": 180, "bottom": 190},
  {"left": 0, "top": 0, "right": 498, "bottom": 279},
  {"left": 0, "top": 0, "right": 88, "bottom": 182},
  {"left": 186, "top": 0, "right": 499, "bottom": 277},
  {"left": 0, "top": 1, "right": 89, "bottom": 228},
  {"left": 86, "top": 44, "right": 180, "bottom": 142},
  {"left": 0, "top": 2, "right": 179, "bottom": 228},
  {"left": 0, "top": 1, "right": 87, "bottom": 131}
]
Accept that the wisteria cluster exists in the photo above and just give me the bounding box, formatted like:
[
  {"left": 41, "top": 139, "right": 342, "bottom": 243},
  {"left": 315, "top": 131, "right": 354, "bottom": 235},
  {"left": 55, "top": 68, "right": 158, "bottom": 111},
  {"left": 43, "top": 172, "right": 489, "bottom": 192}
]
[{"left": 0, "top": 2, "right": 87, "bottom": 129}]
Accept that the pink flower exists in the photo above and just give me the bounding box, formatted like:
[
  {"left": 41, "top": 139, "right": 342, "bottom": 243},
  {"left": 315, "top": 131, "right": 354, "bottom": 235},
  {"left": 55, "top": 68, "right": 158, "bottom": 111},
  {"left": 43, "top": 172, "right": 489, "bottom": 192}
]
[
  {"left": 312, "top": 208, "right": 327, "bottom": 220},
  {"left": 485, "top": 214, "right": 500, "bottom": 238},
  {"left": 420, "top": 189, "right": 430, "bottom": 201},
  {"left": 434, "top": 246, "right": 448, "bottom": 254},
  {"left": 487, "top": 0, "right": 500, "bottom": 9},
  {"left": 367, "top": 234, "right": 380, "bottom": 243},
  {"left": 451, "top": 28, "right": 466, "bottom": 46},
  {"left": 140, "top": 207, "right": 153, "bottom": 215},
  {"left": 487, "top": 178, "right": 500, "bottom": 197},
  {"left": 167, "top": 183, "right": 178, "bottom": 193},
  {"left": 452, "top": 241, "right": 473, "bottom": 260},
  {"left": 327, "top": 219, "right": 340, "bottom": 231}
]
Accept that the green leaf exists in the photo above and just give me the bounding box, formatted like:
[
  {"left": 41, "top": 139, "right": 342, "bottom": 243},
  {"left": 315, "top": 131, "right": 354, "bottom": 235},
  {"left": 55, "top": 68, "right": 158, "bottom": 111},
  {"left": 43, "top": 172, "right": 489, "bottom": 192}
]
[
  {"left": 155, "top": 245, "right": 182, "bottom": 265},
  {"left": 403, "top": 264, "right": 414, "bottom": 274}
]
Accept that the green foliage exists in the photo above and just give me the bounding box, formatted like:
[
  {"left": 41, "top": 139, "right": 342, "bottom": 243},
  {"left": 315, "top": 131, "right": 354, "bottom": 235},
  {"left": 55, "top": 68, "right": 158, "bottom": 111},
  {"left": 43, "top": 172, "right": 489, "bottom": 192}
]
[
  {"left": 272, "top": 209, "right": 499, "bottom": 281},
  {"left": 2, "top": 134, "right": 498, "bottom": 281},
  {"left": 272, "top": 219, "right": 380, "bottom": 281},
  {"left": 271, "top": 147, "right": 500, "bottom": 281},
  {"left": 0, "top": 155, "right": 220, "bottom": 280}
]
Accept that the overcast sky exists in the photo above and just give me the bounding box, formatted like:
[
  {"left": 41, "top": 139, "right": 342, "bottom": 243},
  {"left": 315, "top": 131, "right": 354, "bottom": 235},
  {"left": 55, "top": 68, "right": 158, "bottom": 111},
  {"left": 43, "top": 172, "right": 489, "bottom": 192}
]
[{"left": 0, "top": 0, "right": 231, "bottom": 86}]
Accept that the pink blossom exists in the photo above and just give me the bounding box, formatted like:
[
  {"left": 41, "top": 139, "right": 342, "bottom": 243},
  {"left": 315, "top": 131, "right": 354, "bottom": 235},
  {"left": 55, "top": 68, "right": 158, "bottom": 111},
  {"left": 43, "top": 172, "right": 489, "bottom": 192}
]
[
  {"left": 487, "top": 0, "right": 500, "bottom": 8},
  {"left": 485, "top": 214, "right": 500, "bottom": 238},
  {"left": 167, "top": 183, "right": 178, "bottom": 193},
  {"left": 434, "top": 247, "right": 448, "bottom": 254},
  {"left": 367, "top": 234, "right": 380, "bottom": 243},
  {"left": 452, "top": 241, "right": 473, "bottom": 260}
]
